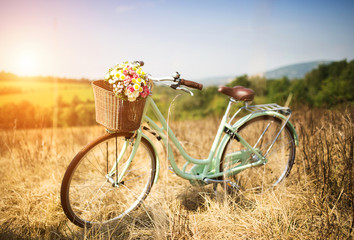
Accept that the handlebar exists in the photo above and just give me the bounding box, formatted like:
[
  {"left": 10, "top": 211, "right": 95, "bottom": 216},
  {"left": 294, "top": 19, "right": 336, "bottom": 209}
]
[
  {"left": 180, "top": 79, "right": 203, "bottom": 90},
  {"left": 148, "top": 76, "right": 203, "bottom": 90},
  {"left": 137, "top": 60, "right": 203, "bottom": 91}
]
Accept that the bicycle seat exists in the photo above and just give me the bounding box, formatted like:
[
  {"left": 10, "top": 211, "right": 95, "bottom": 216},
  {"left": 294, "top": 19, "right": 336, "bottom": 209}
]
[{"left": 218, "top": 86, "right": 255, "bottom": 101}]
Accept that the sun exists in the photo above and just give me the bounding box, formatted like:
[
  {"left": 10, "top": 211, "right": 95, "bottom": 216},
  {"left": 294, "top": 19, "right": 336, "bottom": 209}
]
[{"left": 16, "top": 52, "right": 40, "bottom": 76}]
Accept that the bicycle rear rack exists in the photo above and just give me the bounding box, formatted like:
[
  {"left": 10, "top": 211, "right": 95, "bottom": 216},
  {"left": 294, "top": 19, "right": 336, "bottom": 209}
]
[
  {"left": 244, "top": 103, "right": 291, "bottom": 115},
  {"left": 228, "top": 102, "right": 292, "bottom": 125}
]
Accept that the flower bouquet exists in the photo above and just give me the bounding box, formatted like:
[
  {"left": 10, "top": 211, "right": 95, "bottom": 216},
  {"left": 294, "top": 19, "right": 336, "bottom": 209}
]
[
  {"left": 104, "top": 61, "right": 152, "bottom": 101},
  {"left": 92, "top": 61, "right": 151, "bottom": 132}
]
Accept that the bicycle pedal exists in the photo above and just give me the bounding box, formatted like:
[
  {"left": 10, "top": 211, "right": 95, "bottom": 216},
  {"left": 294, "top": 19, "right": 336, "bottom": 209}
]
[
  {"left": 227, "top": 181, "right": 240, "bottom": 190},
  {"left": 168, "top": 166, "right": 176, "bottom": 175}
]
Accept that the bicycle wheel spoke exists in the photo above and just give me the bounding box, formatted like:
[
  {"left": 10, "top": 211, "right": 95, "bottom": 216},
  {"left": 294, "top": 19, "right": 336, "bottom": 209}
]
[
  {"left": 123, "top": 171, "right": 150, "bottom": 184},
  {"left": 98, "top": 142, "right": 111, "bottom": 174},
  {"left": 253, "top": 121, "right": 271, "bottom": 149},
  {"left": 85, "top": 153, "right": 107, "bottom": 176},
  {"left": 120, "top": 182, "right": 147, "bottom": 203}
]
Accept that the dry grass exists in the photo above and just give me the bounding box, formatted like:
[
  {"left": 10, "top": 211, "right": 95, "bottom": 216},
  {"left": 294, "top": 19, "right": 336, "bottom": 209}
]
[{"left": 0, "top": 108, "right": 353, "bottom": 239}]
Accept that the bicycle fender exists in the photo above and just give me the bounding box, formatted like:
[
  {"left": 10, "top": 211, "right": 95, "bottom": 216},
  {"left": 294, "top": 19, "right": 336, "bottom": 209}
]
[
  {"left": 141, "top": 132, "right": 160, "bottom": 184},
  {"left": 236, "top": 111, "right": 299, "bottom": 146}
]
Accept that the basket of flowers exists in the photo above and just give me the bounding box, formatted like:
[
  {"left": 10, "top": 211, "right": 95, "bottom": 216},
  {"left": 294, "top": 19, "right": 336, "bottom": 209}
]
[{"left": 92, "top": 61, "right": 152, "bottom": 132}]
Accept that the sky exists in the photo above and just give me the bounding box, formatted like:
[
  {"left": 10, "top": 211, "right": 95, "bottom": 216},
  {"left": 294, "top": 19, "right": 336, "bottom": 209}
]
[{"left": 0, "top": 0, "right": 353, "bottom": 81}]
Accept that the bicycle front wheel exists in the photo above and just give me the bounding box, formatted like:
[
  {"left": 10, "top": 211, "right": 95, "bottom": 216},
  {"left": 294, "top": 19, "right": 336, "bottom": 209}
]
[
  {"left": 220, "top": 115, "right": 295, "bottom": 193},
  {"left": 61, "top": 132, "right": 156, "bottom": 228}
]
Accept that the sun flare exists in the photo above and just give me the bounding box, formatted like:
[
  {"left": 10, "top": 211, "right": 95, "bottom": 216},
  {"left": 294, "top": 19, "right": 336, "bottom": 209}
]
[{"left": 16, "top": 52, "right": 40, "bottom": 76}]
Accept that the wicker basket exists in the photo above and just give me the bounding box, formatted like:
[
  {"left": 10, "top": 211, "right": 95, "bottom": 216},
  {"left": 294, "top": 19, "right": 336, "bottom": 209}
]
[{"left": 92, "top": 80, "right": 146, "bottom": 132}]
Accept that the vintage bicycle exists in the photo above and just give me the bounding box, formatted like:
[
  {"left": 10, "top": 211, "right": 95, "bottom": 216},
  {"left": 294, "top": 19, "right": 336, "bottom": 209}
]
[{"left": 60, "top": 61, "right": 299, "bottom": 228}]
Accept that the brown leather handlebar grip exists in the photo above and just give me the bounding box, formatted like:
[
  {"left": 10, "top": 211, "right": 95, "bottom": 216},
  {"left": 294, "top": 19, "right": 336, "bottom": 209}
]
[{"left": 180, "top": 79, "right": 203, "bottom": 90}]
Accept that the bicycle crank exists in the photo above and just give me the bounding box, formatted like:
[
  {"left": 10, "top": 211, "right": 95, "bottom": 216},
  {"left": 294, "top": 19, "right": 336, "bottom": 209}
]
[{"left": 203, "top": 178, "right": 240, "bottom": 190}]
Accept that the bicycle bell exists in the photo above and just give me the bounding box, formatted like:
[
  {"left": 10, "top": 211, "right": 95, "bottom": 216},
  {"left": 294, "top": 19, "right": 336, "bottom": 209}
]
[{"left": 173, "top": 72, "right": 180, "bottom": 80}]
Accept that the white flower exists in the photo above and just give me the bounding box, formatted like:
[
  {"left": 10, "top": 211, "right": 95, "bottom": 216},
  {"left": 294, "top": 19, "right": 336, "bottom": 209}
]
[
  {"left": 110, "top": 68, "right": 119, "bottom": 76},
  {"left": 104, "top": 61, "right": 152, "bottom": 101},
  {"left": 125, "top": 88, "right": 140, "bottom": 102},
  {"left": 114, "top": 72, "right": 121, "bottom": 80},
  {"left": 133, "top": 84, "right": 140, "bottom": 91}
]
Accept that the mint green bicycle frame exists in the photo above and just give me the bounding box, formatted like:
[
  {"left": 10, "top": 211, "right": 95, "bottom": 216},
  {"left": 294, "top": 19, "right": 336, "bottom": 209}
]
[{"left": 109, "top": 96, "right": 299, "bottom": 186}]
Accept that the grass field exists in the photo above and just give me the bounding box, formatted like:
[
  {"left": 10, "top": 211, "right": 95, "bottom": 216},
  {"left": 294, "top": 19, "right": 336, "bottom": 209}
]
[
  {"left": 0, "top": 80, "right": 93, "bottom": 107},
  {"left": 0, "top": 108, "right": 353, "bottom": 239}
]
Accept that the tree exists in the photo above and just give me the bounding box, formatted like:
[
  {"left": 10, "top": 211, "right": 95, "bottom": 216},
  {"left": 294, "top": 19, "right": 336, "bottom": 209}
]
[
  {"left": 249, "top": 75, "right": 266, "bottom": 96},
  {"left": 314, "top": 60, "right": 354, "bottom": 106},
  {"left": 266, "top": 77, "right": 291, "bottom": 104},
  {"left": 227, "top": 75, "right": 251, "bottom": 88}
]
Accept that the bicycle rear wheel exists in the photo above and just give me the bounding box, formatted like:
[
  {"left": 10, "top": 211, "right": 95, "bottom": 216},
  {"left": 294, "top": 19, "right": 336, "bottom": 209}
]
[
  {"left": 220, "top": 115, "right": 295, "bottom": 193},
  {"left": 61, "top": 132, "right": 156, "bottom": 228}
]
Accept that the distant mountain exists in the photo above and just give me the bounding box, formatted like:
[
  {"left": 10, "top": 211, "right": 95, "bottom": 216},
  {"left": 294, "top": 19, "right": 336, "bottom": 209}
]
[
  {"left": 196, "top": 60, "right": 333, "bottom": 86},
  {"left": 264, "top": 60, "right": 332, "bottom": 80}
]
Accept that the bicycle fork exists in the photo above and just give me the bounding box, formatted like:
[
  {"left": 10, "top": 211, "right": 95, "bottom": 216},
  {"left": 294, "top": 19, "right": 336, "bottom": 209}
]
[{"left": 105, "top": 135, "right": 142, "bottom": 187}]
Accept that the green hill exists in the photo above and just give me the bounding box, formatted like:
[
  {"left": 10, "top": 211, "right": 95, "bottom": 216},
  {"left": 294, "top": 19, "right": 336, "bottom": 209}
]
[{"left": 264, "top": 60, "right": 332, "bottom": 80}]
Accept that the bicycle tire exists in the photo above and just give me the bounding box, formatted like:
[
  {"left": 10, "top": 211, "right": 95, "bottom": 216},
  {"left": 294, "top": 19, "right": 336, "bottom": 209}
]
[
  {"left": 60, "top": 132, "right": 156, "bottom": 228},
  {"left": 220, "top": 115, "right": 296, "bottom": 193}
]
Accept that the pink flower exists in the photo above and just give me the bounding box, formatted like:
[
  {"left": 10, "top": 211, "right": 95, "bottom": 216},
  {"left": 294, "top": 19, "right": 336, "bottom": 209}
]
[
  {"left": 125, "top": 87, "right": 140, "bottom": 101},
  {"left": 124, "top": 75, "right": 132, "bottom": 82},
  {"left": 140, "top": 86, "right": 150, "bottom": 97},
  {"left": 127, "top": 86, "right": 134, "bottom": 93}
]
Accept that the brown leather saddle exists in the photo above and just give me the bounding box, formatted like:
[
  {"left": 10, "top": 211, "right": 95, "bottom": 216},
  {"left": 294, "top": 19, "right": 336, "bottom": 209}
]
[{"left": 218, "top": 86, "right": 255, "bottom": 101}]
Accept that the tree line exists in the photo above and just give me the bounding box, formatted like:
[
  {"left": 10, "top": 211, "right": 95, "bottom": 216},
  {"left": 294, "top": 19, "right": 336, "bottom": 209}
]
[
  {"left": 0, "top": 71, "right": 90, "bottom": 84},
  {"left": 267, "top": 59, "right": 354, "bottom": 107},
  {"left": 0, "top": 97, "right": 96, "bottom": 129},
  {"left": 0, "top": 59, "right": 353, "bottom": 129},
  {"left": 159, "top": 59, "right": 353, "bottom": 119}
]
